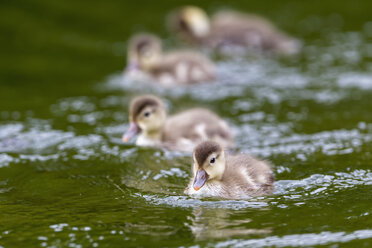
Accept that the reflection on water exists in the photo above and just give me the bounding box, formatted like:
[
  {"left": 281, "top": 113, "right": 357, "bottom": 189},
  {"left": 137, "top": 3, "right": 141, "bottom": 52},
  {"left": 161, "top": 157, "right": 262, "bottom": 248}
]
[{"left": 187, "top": 207, "right": 271, "bottom": 240}]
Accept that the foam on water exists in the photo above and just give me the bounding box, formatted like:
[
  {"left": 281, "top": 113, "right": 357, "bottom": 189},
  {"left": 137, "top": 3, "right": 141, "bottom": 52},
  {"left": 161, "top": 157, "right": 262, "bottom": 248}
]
[
  {"left": 0, "top": 128, "right": 74, "bottom": 153},
  {"left": 239, "top": 125, "right": 372, "bottom": 157},
  {"left": 0, "top": 120, "right": 113, "bottom": 164},
  {"left": 152, "top": 168, "right": 188, "bottom": 180},
  {"left": 58, "top": 135, "right": 103, "bottom": 150},
  {"left": 338, "top": 72, "right": 372, "bottom": 89},
  {"left": 274, "top": 169, "right": 372, "bottom": 196},
  {"left": 0, "top": 124, "right": 23, "bottom": 139},
  {"left": 0, "top": 154, "right": 13, "bottom": 168}
]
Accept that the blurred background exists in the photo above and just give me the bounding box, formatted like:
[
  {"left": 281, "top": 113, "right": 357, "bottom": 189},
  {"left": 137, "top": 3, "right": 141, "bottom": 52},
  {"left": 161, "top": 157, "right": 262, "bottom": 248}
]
[
  {"left": 1, "top": 0, "right": 371, "bottom": 112},
  {"left": 1, "top": 0, "right": 372, "bottom": 247}
]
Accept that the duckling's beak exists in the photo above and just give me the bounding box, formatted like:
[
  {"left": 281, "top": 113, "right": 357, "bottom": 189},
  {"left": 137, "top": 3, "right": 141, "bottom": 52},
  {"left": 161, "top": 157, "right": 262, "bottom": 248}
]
[
  {"left": 122, "top": 122, "right": 139, "bottom": 142},
  {"left": 193, "top": 168, "right": 208, "bottom": 191}
]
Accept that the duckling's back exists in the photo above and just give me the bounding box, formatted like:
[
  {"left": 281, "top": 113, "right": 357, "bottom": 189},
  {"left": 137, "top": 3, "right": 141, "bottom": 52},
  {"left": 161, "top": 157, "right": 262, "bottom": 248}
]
[
  {"left": 162, "top": 108, "right": 234, "bottom": 152},
  {"left": 209, "top": 10, "right": 300, "bottom": 55},
  {"left": 149, "top": 51, "right": 216, "bottom": 85},
  {"left": 223, "top": 154, "right": 275, "bottom": 197}
]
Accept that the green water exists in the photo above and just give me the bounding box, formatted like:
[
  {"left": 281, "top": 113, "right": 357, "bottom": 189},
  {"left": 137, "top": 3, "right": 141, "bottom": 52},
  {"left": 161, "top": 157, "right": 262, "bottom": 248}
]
[{"left": 1, "top": 0, "right": 372, "bottom": 247}]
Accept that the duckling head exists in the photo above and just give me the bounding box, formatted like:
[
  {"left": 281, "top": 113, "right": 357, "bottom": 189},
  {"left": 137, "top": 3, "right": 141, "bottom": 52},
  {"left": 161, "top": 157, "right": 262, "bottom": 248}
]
[
  {"left": 127, "top": 33, "right": 162, "bottom": 71},
  {"left": 169, "top": 6, "right": 210, "bottom": 40},
  {"left": 122, "top": 95, "right": 167, "bottom": 142},
  {"left": 192, "top": 141, "right": 226, "bottom": 191}
]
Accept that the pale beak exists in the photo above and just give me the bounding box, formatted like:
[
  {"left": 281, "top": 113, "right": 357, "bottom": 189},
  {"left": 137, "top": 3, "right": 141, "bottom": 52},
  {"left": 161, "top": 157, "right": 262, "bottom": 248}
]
[
  {"left": 122, "top": 122, "right": 139, "bottom": 142},
  {"left": 193, "top": 168, "right": 208, "bottom": 191}
]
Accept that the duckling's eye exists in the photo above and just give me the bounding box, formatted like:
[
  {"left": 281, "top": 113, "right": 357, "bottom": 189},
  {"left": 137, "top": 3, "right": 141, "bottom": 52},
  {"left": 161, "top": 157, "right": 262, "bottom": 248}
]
[
  {"left": 210, "top": 158, "right": 215, "bottom": 164},
  {"left": 144, "top": 112, "right": 151, "bottom": 117}
]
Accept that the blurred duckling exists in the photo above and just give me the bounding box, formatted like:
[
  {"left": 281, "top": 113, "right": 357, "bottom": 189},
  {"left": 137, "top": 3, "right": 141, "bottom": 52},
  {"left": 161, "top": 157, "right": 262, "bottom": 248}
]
[
  {"left": 168, "top": 6, "right": 301, "bottom": 56},
  {"left": 122, "top": 95, "right": 233, "bottom": 153},
  {"left": 185, "top": 141, "right": 274, "bottom": 199},
  {"left": 125, "top": 33, "right": 216, "bottom": 86}
]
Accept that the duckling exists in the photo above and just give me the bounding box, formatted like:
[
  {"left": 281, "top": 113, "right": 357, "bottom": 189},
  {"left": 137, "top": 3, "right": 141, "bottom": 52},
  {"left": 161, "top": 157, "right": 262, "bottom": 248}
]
[
  {"left": 168, "top": 6, "right": 301, "bottom": 56},
  {"left": 124, "top": 33, "right": 216, "bottom": 86},
  {"left": 185, "top": 141, "right": 274, "bottom": 199},
  {"left": 122, "top": 95, "right": 233, "bottom": 153}
]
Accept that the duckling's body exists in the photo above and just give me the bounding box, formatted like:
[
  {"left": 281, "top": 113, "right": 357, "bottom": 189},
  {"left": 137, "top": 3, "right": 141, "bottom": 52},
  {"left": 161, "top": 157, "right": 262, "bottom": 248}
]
[
  {"left": 125, "top": 33, "right": 216, "bottom": 86},
  {"left": 170, "top": 7, "right": 300, "bottom": 56},
  {"left": 122, "top": 96, "right": 233, "bottom": 153},
  {"left": 185, "top": 141, "right": 274, "bottom": 199},
  {"left": 162, "top": 108, "right": 232, "bottom": 152},
  {"left": 147, "top": 51, "right": 216, "bottom": 86}
]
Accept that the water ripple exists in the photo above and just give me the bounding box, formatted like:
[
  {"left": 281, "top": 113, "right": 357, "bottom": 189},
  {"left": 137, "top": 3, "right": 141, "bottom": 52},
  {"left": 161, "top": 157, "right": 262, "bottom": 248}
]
[
  {"left": 138, "top": 194, "right": 269, "bottom": 210},
  {"left": 214, "top": 229, "right": 372, "bottom": 247},
  {"left": 275, "top": 169, "right": 372, "bottom": 196}
]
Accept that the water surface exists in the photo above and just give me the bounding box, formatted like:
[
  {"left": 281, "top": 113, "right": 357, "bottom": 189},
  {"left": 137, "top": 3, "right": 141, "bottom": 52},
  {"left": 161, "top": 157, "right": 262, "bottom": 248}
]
[{"left": 1, "top": 0, "right": 372, "bottom": 247}]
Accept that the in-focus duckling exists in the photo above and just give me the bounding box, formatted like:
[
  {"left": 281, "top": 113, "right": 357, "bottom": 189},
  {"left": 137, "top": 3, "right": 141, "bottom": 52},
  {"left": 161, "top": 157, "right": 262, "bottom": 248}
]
[
  {"left": 185, "top": 141, "right": 274, "bottom": 199},
  {"left": 122, "top": 95, "right": 234, "bottom": 153},
  {"left": 168, "top": 6, "right": 301, "bottom": 56},
  {"left": 125, "top": 33, "right": 216, "bottom": 86}
]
